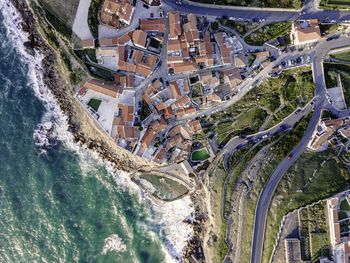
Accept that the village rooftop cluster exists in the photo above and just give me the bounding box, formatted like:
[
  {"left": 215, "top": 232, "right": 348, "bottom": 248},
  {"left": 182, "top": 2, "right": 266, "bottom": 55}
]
[{"left": 76, "top": 0, "right": 331, "bottom": 167}]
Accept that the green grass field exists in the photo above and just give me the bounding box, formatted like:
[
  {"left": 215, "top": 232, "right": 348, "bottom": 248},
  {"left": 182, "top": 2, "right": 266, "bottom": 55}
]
[
  {"left": 87, "top": 98, "right": 101, "bottom": 111},
  {"left": 191, "top": 148, "right": 210, "bottom": 161},
  {"left": 331, "top": 51, "right": 350, "bottom": 62}
]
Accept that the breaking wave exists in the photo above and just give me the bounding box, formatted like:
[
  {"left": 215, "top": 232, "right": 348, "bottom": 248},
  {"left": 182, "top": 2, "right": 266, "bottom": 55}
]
[{"left": 0, "top": 1, "right": 194, "bottom": 262}]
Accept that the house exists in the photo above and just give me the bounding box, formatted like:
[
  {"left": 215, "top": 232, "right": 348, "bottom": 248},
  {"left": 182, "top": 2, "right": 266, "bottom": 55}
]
[
  {"left": 172, "top": 61, "right": 197, "bottom": 74},
  {"left": 292, "top": 19, "right": 321, "bottom": 46},
  {"left": 200, "top": 72, "right": 220, "bottom": 90},
  {"left": 169, "top": 11, "right": 181, "bottom": 40},
  {"left": 284, "top": 239, "right": 302, "bottom": 263},
  {"left": 255, "top": 51, "right": 270, "bottom": 60},
  {"left": 80, "top": 39, "right": 95, "bottom": 49},
  {"left": 188, "top": 120, "right": 202, "bottom": 134},
  {"left": 139, "top": 18, "right": 165, "bottom": 33},
  {"left": 154, "top": 148, "right": 166, "bottom": 163},
  {"left": 132, "top": 30, "right": 148, "bottom": 49},
  {"left": 326, "top": 197, "right": 341, "bottom": 246},
  {"left": 99, "top": 37, "right": 119, "bottom": 47},
  {"left": 80, "top": 79, "right": 121, "bottom": 98},
  {"left": 223, "top": 68, "right": 243, "bottom": 90},
  {"left": 113, "top": 74, "right": 134, "bottom": 89},
  {"left": 214, "top": 32, "right": 234, "bottom": 65},
  {"left": 101, "top": 0, "right": 135, "bottom": 26},
  {"left": 112, "top": 100, "right": 139, "bottom": 146}
]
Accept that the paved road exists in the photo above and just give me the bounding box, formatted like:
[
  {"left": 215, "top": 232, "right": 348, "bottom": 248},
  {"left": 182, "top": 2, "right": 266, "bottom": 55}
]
[
  {"left": 72, "top": 0, "right": 93, "bottom": 40},
  {"left": 250, "top": 37, "right": 350, "bottom": 263},
  {"left": 164, "top": 0, "right": 350, "bottom": 23}
]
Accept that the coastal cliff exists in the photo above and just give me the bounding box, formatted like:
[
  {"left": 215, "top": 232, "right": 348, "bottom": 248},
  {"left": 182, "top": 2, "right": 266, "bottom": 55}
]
[{"left": 10, "top": 0, "right": 154, "bottom": 172}]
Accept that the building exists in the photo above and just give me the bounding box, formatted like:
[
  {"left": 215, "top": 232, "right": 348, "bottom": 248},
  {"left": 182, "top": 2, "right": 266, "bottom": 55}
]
[
  {"left": 172, "top": 61, "right": 197, "bottom": 74},
  {"left": 80, "top": 39, "right": 95, "bottom": 49},
  {"left": 308, "top": 118, "right": 346, "bottom": 151},
  {"left": 199, "top": 72, "right": 220, "bottom": 90},
  {"left": 327, "top": 198, "right": 341, "bottom": 247},
  {"left": 99, "top": 37, "right": 119, "bottom": 47},
  {"left": 101, "top": 0, "right": 135, "bottom": 26},
  {"left": 284, "top": 238, "right": 302, "bottom": 263},
  {"left": 80, "top": 79, "right": 121, "bottom": 98},
  {"left": 169, "top": 11, "right": 181, "bottom": 40},
  {"left": 132, "top": 30, "right": 148, "bottom": 49},
  {"left": 139, "top": 18, "right": 165, "bottom": 33},
  {"left": 214, "top": 32, "right": 234, "bottom": 65},
  {"left": 292, "top": 19, "right": 321, "bottom": 46},
  {"left": 223, "top": 68, "right": 243, "bottom": 90},
  {"left": 334, "top": 241, "right": 350, "bottom": 263}
]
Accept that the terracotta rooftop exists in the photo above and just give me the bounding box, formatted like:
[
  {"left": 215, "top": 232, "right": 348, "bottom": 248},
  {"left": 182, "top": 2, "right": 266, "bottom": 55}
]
[
  {"left": 169, "top": 11, "right": 181, "bottom": 39},
  {"left": 82, "top": 79, "right": 121, "bottom": 98},
  {"left": 132, "top": 30, "right": 148, "bottom": 48},
  {"left": 293, "top": 19, "right": 321, "bottom": 45},
  {"left": 139, "top": 18, "right": 165, "bottom": 33}
]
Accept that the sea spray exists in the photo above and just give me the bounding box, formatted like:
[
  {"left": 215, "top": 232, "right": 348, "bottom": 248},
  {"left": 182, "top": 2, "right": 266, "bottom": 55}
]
[{"left": 0, "top": 1, "right": 194, "bottom": 262}]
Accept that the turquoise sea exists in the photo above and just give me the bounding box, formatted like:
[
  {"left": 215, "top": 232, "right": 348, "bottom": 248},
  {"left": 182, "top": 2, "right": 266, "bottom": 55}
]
[{"left": 0, "top": 2, "right": 192, "bottom": 262}]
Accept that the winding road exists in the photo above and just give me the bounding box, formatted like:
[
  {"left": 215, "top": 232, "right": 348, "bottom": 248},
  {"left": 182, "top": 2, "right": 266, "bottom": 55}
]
[
  {"left": 165, "top": 1, "right": 350, "bottom": 262},
  {"left": 164, "top": 0, "right": 350, "bottom": 23},
  {"left": 158, "top": 1, "right": 350, "bottom": 262},
  {"left": 250, "top": 37, "right": 350, "bottom": 263}
]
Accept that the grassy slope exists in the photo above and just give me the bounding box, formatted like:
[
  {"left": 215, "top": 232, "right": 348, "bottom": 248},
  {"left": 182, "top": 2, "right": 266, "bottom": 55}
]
[
  {"left": 220, "top": 19, "right": 259, "bottom": 36},
  {"left": 209, "top": 66, "right": 314, "bottom": 146},
  {"left": 190, "top": 0, "right": 302, "bottom": 8},
  {"left": 244, "top": 22, "right": 292, "bottom": 45},
  {"left": 238, "top": 114, "right": 311, "bottom": 263},
  {"left": 208, "top": 163, "right": 229, "bottom": 262},
  {"left": 331, "top": 51, "right": 350, "bottom": 62}
]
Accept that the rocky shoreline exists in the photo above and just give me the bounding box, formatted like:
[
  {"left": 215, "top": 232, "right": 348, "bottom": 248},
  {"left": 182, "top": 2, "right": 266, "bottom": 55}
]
[
  {"left": 9, "top": 0, "right": 209, "bottom": 261},
  {"left": 10, "top": 0, "right": 153, "bottom": 172}
]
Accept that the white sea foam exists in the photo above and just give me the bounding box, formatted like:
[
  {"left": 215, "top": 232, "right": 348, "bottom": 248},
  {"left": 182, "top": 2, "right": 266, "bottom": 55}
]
[
  {"left": 0, "top": 1, "right": 194, "bottom": 262},
  {"left": 102, "top": 234, "right": 127, "bottom": 255}
]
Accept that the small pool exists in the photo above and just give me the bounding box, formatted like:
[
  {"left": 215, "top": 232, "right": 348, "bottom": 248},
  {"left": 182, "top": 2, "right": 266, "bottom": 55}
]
[{"left": 191, "top": 148, "right": 210, "bottom": 161}]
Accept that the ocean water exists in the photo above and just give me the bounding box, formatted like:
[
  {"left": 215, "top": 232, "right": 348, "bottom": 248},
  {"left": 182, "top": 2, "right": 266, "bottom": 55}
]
[{"left": 0, "top": 2, "right": 193, "bottom": 263}]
